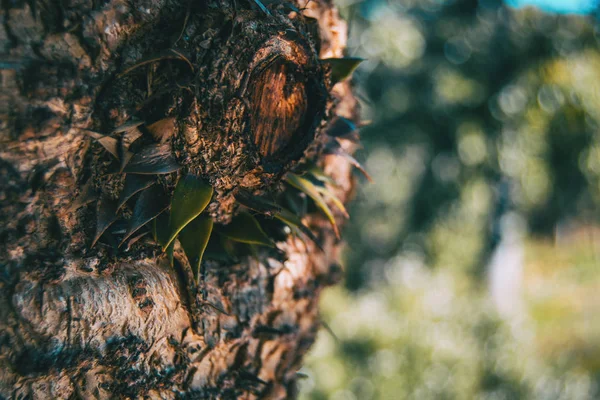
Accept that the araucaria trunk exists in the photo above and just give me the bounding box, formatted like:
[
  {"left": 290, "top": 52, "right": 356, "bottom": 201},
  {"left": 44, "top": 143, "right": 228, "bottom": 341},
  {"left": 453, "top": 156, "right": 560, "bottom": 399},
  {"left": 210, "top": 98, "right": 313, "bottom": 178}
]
[{"left": 0, "top": 0, "right": 359, "bottom": 397}]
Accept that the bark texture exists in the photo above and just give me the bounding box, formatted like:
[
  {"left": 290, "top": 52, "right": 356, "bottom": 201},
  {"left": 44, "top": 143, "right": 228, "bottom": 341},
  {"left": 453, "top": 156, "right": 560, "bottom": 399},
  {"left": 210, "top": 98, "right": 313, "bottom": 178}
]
[{"left": 0, "top": 0, "right": 358, "bottom": 397}]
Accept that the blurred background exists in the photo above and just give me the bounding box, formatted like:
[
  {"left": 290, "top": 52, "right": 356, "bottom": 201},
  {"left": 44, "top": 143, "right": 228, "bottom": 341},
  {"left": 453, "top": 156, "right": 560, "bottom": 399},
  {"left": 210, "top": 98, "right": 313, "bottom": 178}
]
[{"left": 300, "top": 0, "right": 600, "bottom": 398}]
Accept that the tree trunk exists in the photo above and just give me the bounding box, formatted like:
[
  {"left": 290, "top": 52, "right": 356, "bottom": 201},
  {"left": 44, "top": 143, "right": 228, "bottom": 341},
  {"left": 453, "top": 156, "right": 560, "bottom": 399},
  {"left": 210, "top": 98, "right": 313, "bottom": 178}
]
[{"left": 0, "top": 0, "right": 357, "bottom": 398}]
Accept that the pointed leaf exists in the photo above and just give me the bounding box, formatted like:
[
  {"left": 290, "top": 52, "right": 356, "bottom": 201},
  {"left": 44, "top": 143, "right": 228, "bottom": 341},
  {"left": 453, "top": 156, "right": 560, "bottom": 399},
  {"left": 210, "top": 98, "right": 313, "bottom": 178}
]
[
  {"left": 166, "top": 242, "right": 174, "bottom": 267},
  {"left": 119, "top": 128, "right": 143, "bottom": 170},
  {"left": 234, "top": 190, "right": 281, "bottom": 217},
  {"left": 324, "top": 146, "right": 373, "bottom": 182},
  {"left": 112, "top": 119, "right": 144, "bottom": 133},
  {"left": 92, "top": 197, "right": 119, "bottom": 247},
  {"left": 220, "top": 212, "right": 274, "bottom": 247},
  {"left": 274, "top": 207, "right": 322, "bottom": 250},
  {"left": 252, "top": 0, "right": 272, "bottom": 16},
  {"left": 120, "top": 185, "right": 169, "bottom": 246},
  {"left": 327, "top": 116, "right": 356, "bottom": 138},
  {"left": 204, "top": 235, "right": 235, "bottom": 262},
  {"left": 117, "top": 175, "right": 156, "bottom": 209},
  {"left": 321, "top": 57, "right": 364, "bottom": 85},
  {"left": 152, "top": 211, "right": 170, "bottom": 244},
  {"left": 307, "top": 164, "right": 337, "bottom": 186},
  {"left": 162, "top": 174, "right": 213, "bottom": 250},
  {"left": 286, "top": 173, "right": 340, "bottom": 238},
  {"left": 315, "top": 186, "right": 349, "bottom": 218},
  {"left": 85, "top": 130, "right": 119, "bottom": 159},
  {"left": 123, "top": 143, "right": 181, "bottom": 175},
  {"left": 67, "top": 180, "right": 96, "bottom": 212},
  {"left": 179, "top": 215, "right": 213, "bottom": 282}
]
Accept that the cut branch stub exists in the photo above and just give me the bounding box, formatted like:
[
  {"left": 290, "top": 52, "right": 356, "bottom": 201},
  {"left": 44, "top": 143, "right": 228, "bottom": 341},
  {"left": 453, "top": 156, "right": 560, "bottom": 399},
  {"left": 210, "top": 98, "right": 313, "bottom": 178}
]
[
  {"left": 250, "top": 59, "right": 307, "bottom": 158},
  {"left": 244, "top": 34, "right": 327, "bottom": 167}
]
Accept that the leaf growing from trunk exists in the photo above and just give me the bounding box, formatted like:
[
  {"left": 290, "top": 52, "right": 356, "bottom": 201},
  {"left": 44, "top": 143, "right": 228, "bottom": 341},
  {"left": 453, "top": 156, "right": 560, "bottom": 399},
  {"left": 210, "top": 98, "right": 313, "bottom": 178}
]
[
  {"left": 179, "top": 215, "right": 213, "bottom": 282},
  {"left": 84, "top": 130, "right": 120, "bottom": 159},
  {"left": 274, "top": 208, "right": 322, "bottom": 250},
  {"left": 324, "top": 145, "right": 373, "bottom": 182},
  {"left": 286, "top": 173, "right": 340, "bottom": 238},
  {"left": 162, "top": 174, "right": 213, "bottom": 250},
  {"left": 220, "top": 212, "right": 274, "bottom": 247},
  {"left": 315, "top": 185, "right": 349, "bottom": 218},
  {"left": 235, "top": 190, "right": 281, "bottom": 217},
  {"left": 92, "top": 197, "right": 119, "bottom": 247},
  {"left": 120, "top": 185, "right": 170, "bottom": 246},
  {"left": 117, "top": 175, "right": 156, "bottom": 209},
  {"left": 123, "top": 143, "right": 181, "bottom": 175},
  {"left": 321, "top": 57, "right": 364, "bottom": 85}
]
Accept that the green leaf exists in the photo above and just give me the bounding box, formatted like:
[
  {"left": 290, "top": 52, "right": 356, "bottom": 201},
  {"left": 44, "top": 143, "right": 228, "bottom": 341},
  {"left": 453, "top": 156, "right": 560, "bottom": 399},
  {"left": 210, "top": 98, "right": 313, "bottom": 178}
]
[
  {"left": 117, "top": 175, "right": 155, "bottom": 209},
  {"left": 162, "top": 174, "right": 213, "bottom": 250},
  {"left": 315, "top": 185, "right": 349, "bottom": 218},
  {"left": 166, "top": 242, "right": 174, "bottom": 267},
  {"left": 220, "top": 212, "right": 274, "bottom": 247},
  {"left": 179, "top": 215, "right": 213, "bottom": 283},
  {"left": 286, "top": 173, "right": 340, "bottom": 238},
  {"left": 321, "top": 57, "right": 364, "bottom": 85},
  {"left": 120, "top": 185, "right": 169, "bottom": 246},
  {"left": 274, "top": 207, "right": 323, "bottom": 250},
  {"left": 123, "top": 143, "right": 181, "bottom": 175},
  {"left": 308, "top": 164, "right": 337, "bottom": 186},
  {"left": 234, "top": 190, "right": 281, "bottom": 217},
  {"left": 152, "top": 211, "right": 170, "bottom": 244}
]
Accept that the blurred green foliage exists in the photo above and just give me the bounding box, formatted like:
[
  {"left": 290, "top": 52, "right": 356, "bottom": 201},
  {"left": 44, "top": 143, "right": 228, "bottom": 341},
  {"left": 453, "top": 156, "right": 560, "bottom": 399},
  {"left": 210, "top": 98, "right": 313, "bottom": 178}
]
[{"left": 301, "top": 0, "right": 600, "bottom": 398}]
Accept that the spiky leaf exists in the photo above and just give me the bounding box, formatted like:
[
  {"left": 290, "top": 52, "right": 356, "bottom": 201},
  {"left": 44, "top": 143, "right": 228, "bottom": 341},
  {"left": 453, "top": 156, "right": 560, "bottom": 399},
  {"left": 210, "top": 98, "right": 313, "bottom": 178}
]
[
  {"left": 274, "top": 207, "right": 322, "bottom": 250},
  {"left": 162, "top": 174, "right": 213, "bottom": 250},
  {"left": 252, "top": 0, "right": 272, "bottom": 16},
  {"left": 321, "top": 57, "right": 364, "bottom": 85},
  {"left": 117, "top": 175, "right": 155, "bottom": 209},
  {"left": 112, "top": 119, "right": 144, "bottom": 133},
  {"left": 234, "top": 190, "right": 281, "bottom": 217},
  {"left": 324, "top": 146, "right": 373, "bottom": 182},
  {"left": 123, "top": 143, "right": 181, "bottom": 175},
  {"left": 308, "top": 164, "right": 337, "bottom": 186},
  {"left": 92, "top": 197, "right": 119, "bottom": 247},
  {"left": 68, "top": 180, "right": 96, "bottom": 212},
  {"left": 315, "top": 185, "right": 349, "bottom": 218},
  {"left": 85, "top": 131, "right": 120, "bottom": 159},
  {"left": 286, "top": 173, "right": 340, "bottom": 238},
  {"left": 220, "top": 212, "right": 274, "bottom": 247},
  {"left": 120, "top": 185, "right": 169, "bottom": 246},
  {"left": 179, "top": 215, "right": 213, "bottom": 282},
  {"left": 119, "top": 128, "right": 143, "bottom": 170},
  {"left": 326, "top": 116, "right": 356, "bottom": 137}
]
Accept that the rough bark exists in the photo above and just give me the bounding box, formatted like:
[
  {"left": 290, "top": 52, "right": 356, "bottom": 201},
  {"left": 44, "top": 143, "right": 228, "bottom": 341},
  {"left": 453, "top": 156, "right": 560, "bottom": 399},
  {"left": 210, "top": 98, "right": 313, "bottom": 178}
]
[{"left": 1, "top": 0, "right": 358, "bottom": 398}]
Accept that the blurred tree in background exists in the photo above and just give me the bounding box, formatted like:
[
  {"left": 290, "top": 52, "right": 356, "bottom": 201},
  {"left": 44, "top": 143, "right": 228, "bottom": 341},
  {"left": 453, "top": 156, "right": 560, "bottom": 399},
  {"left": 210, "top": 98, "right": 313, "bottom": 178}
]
[{"left": 301, "top": 0, "right": 600, "bottom": 398}]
